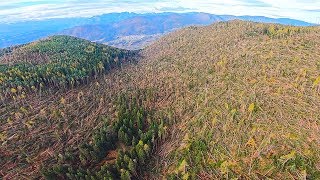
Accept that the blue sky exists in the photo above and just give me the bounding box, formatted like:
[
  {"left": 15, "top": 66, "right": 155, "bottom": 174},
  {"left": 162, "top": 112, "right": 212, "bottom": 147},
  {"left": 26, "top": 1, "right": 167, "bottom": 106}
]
[{"left": 0, "top": 0, "right": 319, "bottom": 23}]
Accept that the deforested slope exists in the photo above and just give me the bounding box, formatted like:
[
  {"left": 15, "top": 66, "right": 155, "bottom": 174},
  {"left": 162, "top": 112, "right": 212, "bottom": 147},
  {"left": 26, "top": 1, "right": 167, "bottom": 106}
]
[
  {"left": 142, "top": 21, "right": 320, "bottom": 179},
  {"left": 1, "top": 21, "right": 320, "bottom": 179},
  {"left": 0, "top": 36, "right": 141, "bottom": 179}
]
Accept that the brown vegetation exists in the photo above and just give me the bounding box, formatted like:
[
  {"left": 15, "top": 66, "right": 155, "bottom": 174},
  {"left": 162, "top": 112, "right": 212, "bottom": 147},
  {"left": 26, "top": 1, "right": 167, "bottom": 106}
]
[{"left": 1, "top": 20, "right": 320, "bottom": 179}]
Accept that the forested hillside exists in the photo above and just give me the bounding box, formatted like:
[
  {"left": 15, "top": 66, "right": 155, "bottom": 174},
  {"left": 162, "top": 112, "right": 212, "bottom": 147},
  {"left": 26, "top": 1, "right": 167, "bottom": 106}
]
[
  {"left": 1, "top": 21, "right": 320, "bottom": 179},
  {"left": 0, "top": 36, "right": 137, "bottom": 94}
]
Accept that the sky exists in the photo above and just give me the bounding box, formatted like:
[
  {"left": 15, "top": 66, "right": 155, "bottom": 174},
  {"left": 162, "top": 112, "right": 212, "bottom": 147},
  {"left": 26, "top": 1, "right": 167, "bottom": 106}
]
[{"left": 0, "top": 0, "right": 319, "bottom": 24}]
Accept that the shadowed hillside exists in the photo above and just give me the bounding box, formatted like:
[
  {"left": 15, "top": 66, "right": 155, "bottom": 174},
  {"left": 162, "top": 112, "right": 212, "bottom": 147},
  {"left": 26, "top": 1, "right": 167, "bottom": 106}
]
[{"left": 1, "top": 21, "right": 320, "bottom": 179}]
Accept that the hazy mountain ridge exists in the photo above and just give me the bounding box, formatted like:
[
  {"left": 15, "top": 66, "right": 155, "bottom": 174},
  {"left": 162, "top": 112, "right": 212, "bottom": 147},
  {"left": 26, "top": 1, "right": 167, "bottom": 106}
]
[
  {"left": 0, "top": 12, "right": 140, "bottom": 48},
  {"left": 0, "top": 12, "right": 315, "bottom": 49},
  {"left": 59, "top": 13, "right": 317, "bottom": 49}
]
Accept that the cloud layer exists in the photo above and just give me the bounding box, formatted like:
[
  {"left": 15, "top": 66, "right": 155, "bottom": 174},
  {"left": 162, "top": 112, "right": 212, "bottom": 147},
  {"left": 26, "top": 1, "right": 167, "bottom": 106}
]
[{"left": 0, "top": 0, "right": 319, "bottom": 23}]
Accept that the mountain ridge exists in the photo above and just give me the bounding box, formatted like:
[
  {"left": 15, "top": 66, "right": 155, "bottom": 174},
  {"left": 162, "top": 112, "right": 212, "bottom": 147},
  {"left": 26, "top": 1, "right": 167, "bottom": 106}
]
[{"left": 0, "top": 12, "right": 316, "bottom": 49}]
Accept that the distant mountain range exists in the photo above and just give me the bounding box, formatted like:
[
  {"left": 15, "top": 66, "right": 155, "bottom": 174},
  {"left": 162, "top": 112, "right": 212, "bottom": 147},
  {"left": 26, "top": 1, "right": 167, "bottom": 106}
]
[{"left": 0, "top": 12, "right": 316, "bottom": 49}]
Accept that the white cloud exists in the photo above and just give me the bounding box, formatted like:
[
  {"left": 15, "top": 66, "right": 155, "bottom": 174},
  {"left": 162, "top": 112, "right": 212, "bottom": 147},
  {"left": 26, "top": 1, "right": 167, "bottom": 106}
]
[{"left": 0, "top": 0, "right": 319, "bottom": 23}]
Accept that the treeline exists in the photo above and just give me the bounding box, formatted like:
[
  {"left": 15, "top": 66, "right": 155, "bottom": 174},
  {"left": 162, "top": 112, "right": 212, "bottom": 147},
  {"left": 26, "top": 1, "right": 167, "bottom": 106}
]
[
  {"left": 41, "top": 93, "right": 167, "bottom": 179},
  {"left": 0, "top": 36, "right": 139, "bottom": 96},
  {"left": 263, "top": 25, "right": 310, "bottom": 38}
]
